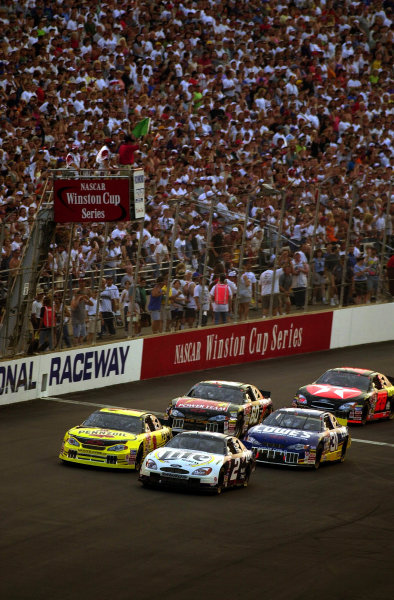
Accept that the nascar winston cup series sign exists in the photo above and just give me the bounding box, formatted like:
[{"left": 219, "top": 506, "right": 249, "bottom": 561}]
[
  {"left": 141, "top": 312, "right": 334, "bottom": 379},
  {"left": 54, "top": 178, "right": 131, "bottom": 222}
]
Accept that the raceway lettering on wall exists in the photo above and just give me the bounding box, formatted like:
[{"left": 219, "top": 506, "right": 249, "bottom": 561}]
[
  {"left": 49, "top": 346, "right": 130, "bottom": 385},
  {"left": 0, "top": 361, "right": 36, "bottom": 395},
  {"left": 141, "top": 312, "right": 333, "bottom": 379}
]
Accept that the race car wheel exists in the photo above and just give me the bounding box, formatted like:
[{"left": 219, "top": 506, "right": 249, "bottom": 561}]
[
  {"left": 216, "top": 468, "right": 225, "bottom": 494},
  {"left": 242, "top": 465, "right": 251, "bottom": 488},
  {"left": 135, "top": 445, "right": 143, "bottom": 471},
  {"left": 339, "top": 439, "right": 348, "bottom": 463},
  {"left": 235, "top": 417, "right": 244, "bottom": 438},
  {"left": 361, "top": 405, "right": 369, "bottom": 425},
  {"left": 314, "top": 444, "right": 323, "bottom": 470},
  {"left": 386, "top": 401, "right": 394, "bottom": 420}
]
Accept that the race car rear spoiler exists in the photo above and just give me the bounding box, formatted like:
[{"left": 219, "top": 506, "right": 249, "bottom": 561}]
[{"left": 259, "top": 389, "right": 271, "bottom": 399}]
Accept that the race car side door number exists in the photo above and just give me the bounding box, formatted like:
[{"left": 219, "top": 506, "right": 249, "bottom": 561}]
[
  {"left": 229, "top": 457, "right": 241, "bottom": 482},
  {"left": 375, "top": 390, "right": 388, "bottom": 412},
  {"left": 249, "top": 405, "right": 260, "bottom": 425},
  {"left": 329, "top": 431, "right": 338, "bottom": 452}
]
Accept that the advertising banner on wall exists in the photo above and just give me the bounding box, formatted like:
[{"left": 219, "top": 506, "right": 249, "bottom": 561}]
[
  {"left": 0, "top": 340, "right": 143, "bottom": 406},
  {"left": 140, "top": 312, "right": 333, "bottom": 380},
  {"left": 53, "top": 178, "right": 130, "bottom": 222}
]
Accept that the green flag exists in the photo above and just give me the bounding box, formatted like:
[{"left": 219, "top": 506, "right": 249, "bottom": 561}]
[{"left": 132, "top": 118, "right": 151, "bottom": 139}]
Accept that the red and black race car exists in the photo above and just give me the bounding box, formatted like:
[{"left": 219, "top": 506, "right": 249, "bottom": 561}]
[
  {"left": 293, "top": 367, "right": 394, "bottom": 425},
  {"left": 166, "top": 380, "right": 272, "bottom": 437}
]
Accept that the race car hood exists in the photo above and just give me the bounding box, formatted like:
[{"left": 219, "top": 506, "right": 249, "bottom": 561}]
[
  {"left": 300, "top": 384, "right": 365, "bottom": 404},
  {"left": 245, "top": 424, "right": 318, "bottom": 447},
  {"left": 171, "top": 397, "right": 239, "bottom": 419},
  {"left": 68, "top": 426, "right": 138, "bottom": 441},
  {"left": 151, "top": 446, "right": 223, "bottom": 467}
]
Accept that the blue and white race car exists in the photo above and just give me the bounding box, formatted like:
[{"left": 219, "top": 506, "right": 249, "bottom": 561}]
[
  {"left": 139, "top": 431, "right": 255, "bottom": 494},
  {"left": 243, "top": 408, "right": 351, "bottom": 469}
]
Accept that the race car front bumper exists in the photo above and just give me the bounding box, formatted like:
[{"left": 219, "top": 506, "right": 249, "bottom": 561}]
[{"left": 139, "top": 471, "right": 217, "bottom": 492}]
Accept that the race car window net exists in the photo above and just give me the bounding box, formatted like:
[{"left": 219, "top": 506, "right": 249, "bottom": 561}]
[
  {"left": 82, "top": 412, "right": 144, "bottom": 434},
  {"left": 316, "top": 371, "right": 370, "bottom": 391},
  {"left": 264, "top": 412, "right": 322, "bottom": 432},
  {"left": 166, "top": 434, "right": 226, "bottom": 455},
  {"left": 188, "top": 384, "right": 244, "bottom": 403}
]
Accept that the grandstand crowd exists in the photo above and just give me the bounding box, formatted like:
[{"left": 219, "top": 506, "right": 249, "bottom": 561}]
[{"left": 0, "top": 0, "right": 393, "bottom": 348}]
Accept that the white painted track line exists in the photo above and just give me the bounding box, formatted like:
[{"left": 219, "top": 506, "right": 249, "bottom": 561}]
[
  {"left": 351, "top": 438, "right": 394, "bottom": 448},
  {"left": 43, "top": 396, "right": 124, "bottom": 409}
]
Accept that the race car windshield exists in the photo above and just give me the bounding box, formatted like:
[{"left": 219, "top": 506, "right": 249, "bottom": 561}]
[
  {"left": 187, "top": 383, "right": 244, "bottom": 403},
  {"left": 82, "top": 412, "right": 143, "bottom": 433},
  {"left": 264, "top": 412, "right": 322, "bottom": 432},
  {"left": 316, "top": 370, "right": 370, "bottom": 391},
  {"left": 166, "top": 434, "right": 226, "bottom": 455}
]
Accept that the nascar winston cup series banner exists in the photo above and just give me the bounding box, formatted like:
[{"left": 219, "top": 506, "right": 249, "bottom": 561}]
[
  {"left": 140, "top": 312, "right": 334, "bottom": 379},
  {"left": 53, "top": 178, "right": 131, "bottom": 222}
]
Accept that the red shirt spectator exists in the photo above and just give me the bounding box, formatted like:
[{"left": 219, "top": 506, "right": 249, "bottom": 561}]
[{"left": 118, "top": 136, "right": 139, "bottom": 165}]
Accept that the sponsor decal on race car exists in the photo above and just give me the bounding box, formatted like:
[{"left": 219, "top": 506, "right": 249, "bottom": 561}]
[
  {"left": 76, "top": 428, "right": 131, "bottom": 438},
  {"left": 155, "top": 448, "right": 215, "bottom": 465},
  {"left": 305, "top": 385, "right": 362, "bottom": 399},
  {"left": 175, "top": 399, "right": 231, "bottom": 412},
  {"left": 258, "top": 425, "right": 312, "bottom": 440}
]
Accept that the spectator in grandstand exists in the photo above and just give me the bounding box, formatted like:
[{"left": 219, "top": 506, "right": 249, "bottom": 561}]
[
  {"left": 54, "top": 293, "right": 72, "bottom": 349},
  {"left": 169, "top": 279, "right": 185, "bottom": 331},
  {"left": 31, "top": 289, "right": 44, "bottom": 335},
  {"left": 120, "top": 280, "right": 131, "bottom": 333},
  {"left": 279, "top": 264, "right": 293, "bottom": 315},
  {"left": 210, "top": 273, "right": 232, "bottom": 325},
  {"left": 37, "top": 295, "right": 55, "bottom": 352},
  {"left": 312, "top": 249, "right": 327, "bottom": 305},
  {"left": 148, "top": 276, "right": 165, "bottom": 334},
  {"left": 70, "top": 279, "right": 92, "bottom": 345},
  {"left": 86, "top": 289, "right": 101, "bottom": 345},
  {"left": 193, "top": 275, "right": 211, "bottom": 327},
  {"left": 236, "top": 267, "right": 253, "bottom": 322},
  {"left": 291, "top": 252, "right": 309, "bottom": 309},
  {"left": 353, "top": 255, "right": 369, "bottom": 305},
  {"left": 365, "top": 246, "right": 380, "bottom": 303},
  {"left": 118, "top": 135, "right": 139, "bottom": 169},
  {"left": 259, "top": 265, "right": 282, "bottom": 319}
]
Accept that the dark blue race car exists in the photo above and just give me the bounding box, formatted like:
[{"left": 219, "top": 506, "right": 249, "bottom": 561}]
[{"left": 243, "top": 408, "right": 351, "bottom": 469}]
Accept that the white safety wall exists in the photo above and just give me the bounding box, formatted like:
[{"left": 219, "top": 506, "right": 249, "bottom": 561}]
[
  {"left": 0, "top": 339, "right": 143, "bottom": 406},
  {"left": 330, "top": 304, "right": 394, "bottom": 348}
]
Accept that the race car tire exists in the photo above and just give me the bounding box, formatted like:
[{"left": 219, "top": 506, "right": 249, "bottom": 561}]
[
  {"left": 135, "top": 445, "right": 143, "bottom": 471},
  {"left": 386, "top": 400, "right": 394, "bottom": 420},
  {"left": 235, "top": 417, "right": 244, "bottom": 438},
  {"left": 314, "top": 444, "right": 323, "bottom": 470},
  {"left": 361, "top": 405, "right": 369, "bottom": 425},
  {"left": 140, "top": 479, "right": 152, "bottom": 488},
  {"left": 216, "top": 468, "right": 225, "bottom": 494},
  {"left": 242, "top": 465, "right": 251, "bottom": 488},
  {"left": 339, "top": 439, "right": 348, "bottom": 463}
]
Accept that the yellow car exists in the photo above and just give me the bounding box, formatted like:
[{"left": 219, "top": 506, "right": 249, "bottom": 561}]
[{"left": 59, "top": 408, "right": 172, "bottom": 470}]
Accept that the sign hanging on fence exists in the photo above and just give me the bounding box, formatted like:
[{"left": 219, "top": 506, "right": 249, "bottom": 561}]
[
  {"left": 132, "top": 168, "right": 145, "bottom": 220},
  {"left": 53, "top": 178, "right": 131, "bottom": 222}
]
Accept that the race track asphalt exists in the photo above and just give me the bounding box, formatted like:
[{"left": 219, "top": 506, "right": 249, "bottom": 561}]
[{"left": 1, "top": 341, "right": 394, "bottom": 600}]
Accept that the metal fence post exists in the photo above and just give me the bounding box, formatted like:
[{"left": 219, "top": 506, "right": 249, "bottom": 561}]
[
  {"left": 339, "top": 182, "right": 358, "bottom": 307},
  {"left": 198, "top": 198, "right": 214, "bottom": 328}
]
